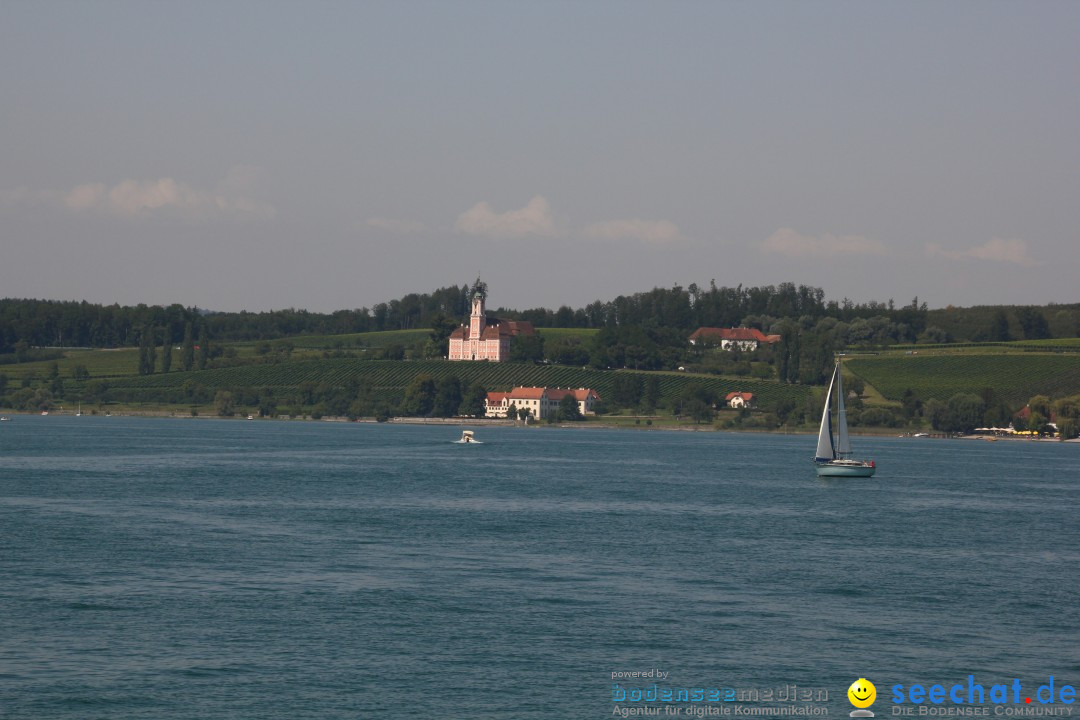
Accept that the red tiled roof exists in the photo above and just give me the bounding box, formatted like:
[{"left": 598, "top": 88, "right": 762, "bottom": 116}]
[
  {"left": 504, "top": 320, "right": 535, "bottom": 336},
  {"left": 510, "top": 387, "right": 547, "bottom": 400},
  {"left": 1014, "top": 406, "right": 1057, "bottom": 423},
  {"left": 451, "top": 316, "right": 535, "bottom": 342},
  {"left": 690, "top": 327, "right": 779, "bottom": 343},
  {"left": 725, "top": 391, "right": 754, "bottom": 402},
  {"left": 486, "top": 392, "right": 510, "bottom": 404}
]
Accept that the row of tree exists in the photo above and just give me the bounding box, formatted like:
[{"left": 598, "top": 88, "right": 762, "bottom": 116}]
[
  {"left": 136, "top": 323, "right": 209, "bottom": 375},
  {"left": 5, "top": 284, "right": 1076, "bottom": 355}
]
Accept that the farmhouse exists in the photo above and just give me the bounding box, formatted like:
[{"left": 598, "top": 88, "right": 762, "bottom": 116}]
[
  {"left": 689, "top": 327, "right": 781, "bottom": 351},
  {"left": 725, "top": 391, "right": 754, "bottom": 409},
  {"left": 485, "top": 387, "right": 601, "bottom": 420},
  {"left": 448, "top": 279, "right": 535, "bottom": 362}
]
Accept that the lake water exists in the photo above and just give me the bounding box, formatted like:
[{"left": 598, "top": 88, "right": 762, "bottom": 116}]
[{"left": 1, "top": 416, "right": 1078, "bottom": 719}]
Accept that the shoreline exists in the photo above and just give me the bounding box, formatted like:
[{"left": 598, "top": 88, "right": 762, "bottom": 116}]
[{"left": 3, "top": 410, "right": 1076, "bottom": 441}]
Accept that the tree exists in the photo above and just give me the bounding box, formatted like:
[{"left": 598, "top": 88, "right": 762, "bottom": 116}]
[
  {"left": 683, "top": 398, "right": 714, "bottom": 424},
  {"left": 427, "top": 312, "right": 457, "bottom": 356},
  {"left": 181, "top": 322, "right": 195, "bottom": 371},
  {"left": 925, "top": 398, "right": 947, "bottom": 431},
  {"left": 257, "top": 388, "right": 277, "bottom": 418},
  {"left": 509, "top": 333, "right": 545, "bottom": 362},
  {"left": 214, "top": 390, "right": 236, "bottom": 416},
  {"left": 557, "top": 393, "right": 583, "bottom": 421},
  {"left": 900, "top": 388, "right": 923, "bottom": 421},
  {"left": 1028, "top": 395, "right": 1052, "bottom": 418},
  {"left": 138, "top": 326, "right": 156, "bottom": 375},
  {"left": 988, "top": 310, "right": 1011, "bottom": 342},
  {"left": 611, "top": 374, "right": 643, "bottom": 408},
  {"left": 942, "top": 393, "right": 985, "bottom": 433},
  {"left": 1016, "top": 308, "right": 1051, "bottom": 340},
  {"left": 402, "top": 374, "right": 436, "bottom": 416},
  {"left": 160, "top": 328, "right": 172, "bottom": 373},
  {"left": 433, "top": 375, "right": 463, "bottom": 417},
  {"left": 774, "top": 397, "right": 796, "bottom": 426},
  {"left": 506, "top": 401, "right": 517, "bottom": 421},
  {"left": 197, "top": 326, "right": 208, "bottom": 370},
  {"left": 458, "top": 381, "right": 488, "bottom": 418}
]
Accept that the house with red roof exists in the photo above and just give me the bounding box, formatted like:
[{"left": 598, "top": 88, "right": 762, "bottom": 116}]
[
  {"left": 725, "top": 391, "right": 754, "bottom": 409},
  {"left": 448, "top": 279, "right": 535, "bottom": 361},
  {"left": 689, "top": 327, "right": 780, "bottom": 351},
  {"left": 485, "top": 387, "right": 600, "bottom": 419}
]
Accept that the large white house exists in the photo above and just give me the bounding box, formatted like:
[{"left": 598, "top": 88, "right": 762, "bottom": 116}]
[
  {"left": 448, "top": 280, "right": 534, "bottom": 362},
  {"left": 485, "top": 387, "right": 601, "bottom": 419},
  {"left": 689, "top": 327, "right": 781, "bottom": 352}
]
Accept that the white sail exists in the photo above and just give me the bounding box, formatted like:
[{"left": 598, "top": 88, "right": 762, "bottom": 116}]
[
  {"left": 815, "top": 363, "right": 837, "bottom": 461},
  {"left": 835, "top": 362, "right": 851, "bottom": 456}
]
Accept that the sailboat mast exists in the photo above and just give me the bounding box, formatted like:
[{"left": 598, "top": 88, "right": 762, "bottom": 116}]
[{"left": 835, "top": 359, "right": 851, "bottom": 457}]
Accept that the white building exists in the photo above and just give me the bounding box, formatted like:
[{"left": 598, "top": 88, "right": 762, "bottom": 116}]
[
  {"left": 485, "top": 387, "right": 601, "bottom": 419},
  {"left": 689, "top": 327, "right": 781, "bottom": 352}
]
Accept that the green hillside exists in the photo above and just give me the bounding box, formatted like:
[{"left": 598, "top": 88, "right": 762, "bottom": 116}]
[
  {"left": 95, "top": 358, "right": 811, "bottom": 408},
  {"left": 846, "top": 354, "right": 1080, "bottom": 407}
]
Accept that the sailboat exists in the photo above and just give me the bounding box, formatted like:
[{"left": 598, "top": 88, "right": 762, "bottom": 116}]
[{"left": 814, "top": 358, "right": 876, "bottom": 477}]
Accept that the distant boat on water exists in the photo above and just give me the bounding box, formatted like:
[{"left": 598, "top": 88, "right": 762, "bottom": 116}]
[
  {"left": 454, "top": 430, "right": 482, "bottom": 444},
  {"left": 814, "top": 359, "right": 876, "bottom": 478}
]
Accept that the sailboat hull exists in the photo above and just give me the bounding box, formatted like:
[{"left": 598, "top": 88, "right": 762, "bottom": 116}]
[{"left": 815, "top": 461, "right": 876, "bottom": 478}]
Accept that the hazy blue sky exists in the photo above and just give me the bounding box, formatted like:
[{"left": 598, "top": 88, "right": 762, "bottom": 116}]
[{"left": 2, "top": 1, "right": 1078, "bottom": 313}]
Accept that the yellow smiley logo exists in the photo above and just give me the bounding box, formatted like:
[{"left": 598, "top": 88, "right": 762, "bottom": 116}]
[{"left": 848, "top": 678, "right": 877, "bottom": 709}]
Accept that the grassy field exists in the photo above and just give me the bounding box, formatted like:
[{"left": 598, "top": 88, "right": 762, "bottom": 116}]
[
  {"left": 234, "top": 328, "right": 430, "bottom": 350},
  {"left": 846, "top": 353, "right": 1080, "bottom": 406},
  {"left": 2, "top": 348, "right": 140, "bottom": 380}
]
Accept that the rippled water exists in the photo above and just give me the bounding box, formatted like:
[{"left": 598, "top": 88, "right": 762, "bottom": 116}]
[{"left": 1, "top": 416, "right": 1077, "bottom": 718}]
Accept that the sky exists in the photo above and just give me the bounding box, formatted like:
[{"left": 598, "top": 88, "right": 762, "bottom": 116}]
[{"left": 2, "top": 1, "right": 1078, "bottom": 314}]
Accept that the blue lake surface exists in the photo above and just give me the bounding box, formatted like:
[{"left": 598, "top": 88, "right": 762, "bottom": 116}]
[{"left": 1, "top": 416, "right": 1078, "bottom": 718}]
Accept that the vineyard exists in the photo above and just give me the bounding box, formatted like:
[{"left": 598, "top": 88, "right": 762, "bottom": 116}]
[
  {"left": 846, "top": 354, "right": 1080, "bottom": 407},
  {"left": 103, "top": 358, "right": 812, "bottom": 408}
]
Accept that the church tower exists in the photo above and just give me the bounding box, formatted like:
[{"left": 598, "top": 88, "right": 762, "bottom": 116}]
[{"left": 469, "top": 284, "right": 485, "bottom": 340}]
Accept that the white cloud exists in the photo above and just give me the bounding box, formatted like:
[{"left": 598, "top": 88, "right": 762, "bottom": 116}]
[
  {"left": 62, "top": 168, "right": 275, "bottom": 220},
  {"left": 759, "top": 227, "right": 887, "bottom": 258},
  {"left": 366, "top": 216, "right": 427, "bottom": 234},
  {"left": 454, "top": 195, "right": 557, "bottom": 239},
  {"left": 581, "top": 218, "right": 683, "bottom": 245},
  {"left": 925, "top": 237, "right": 1039, "bottom": 267}
]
